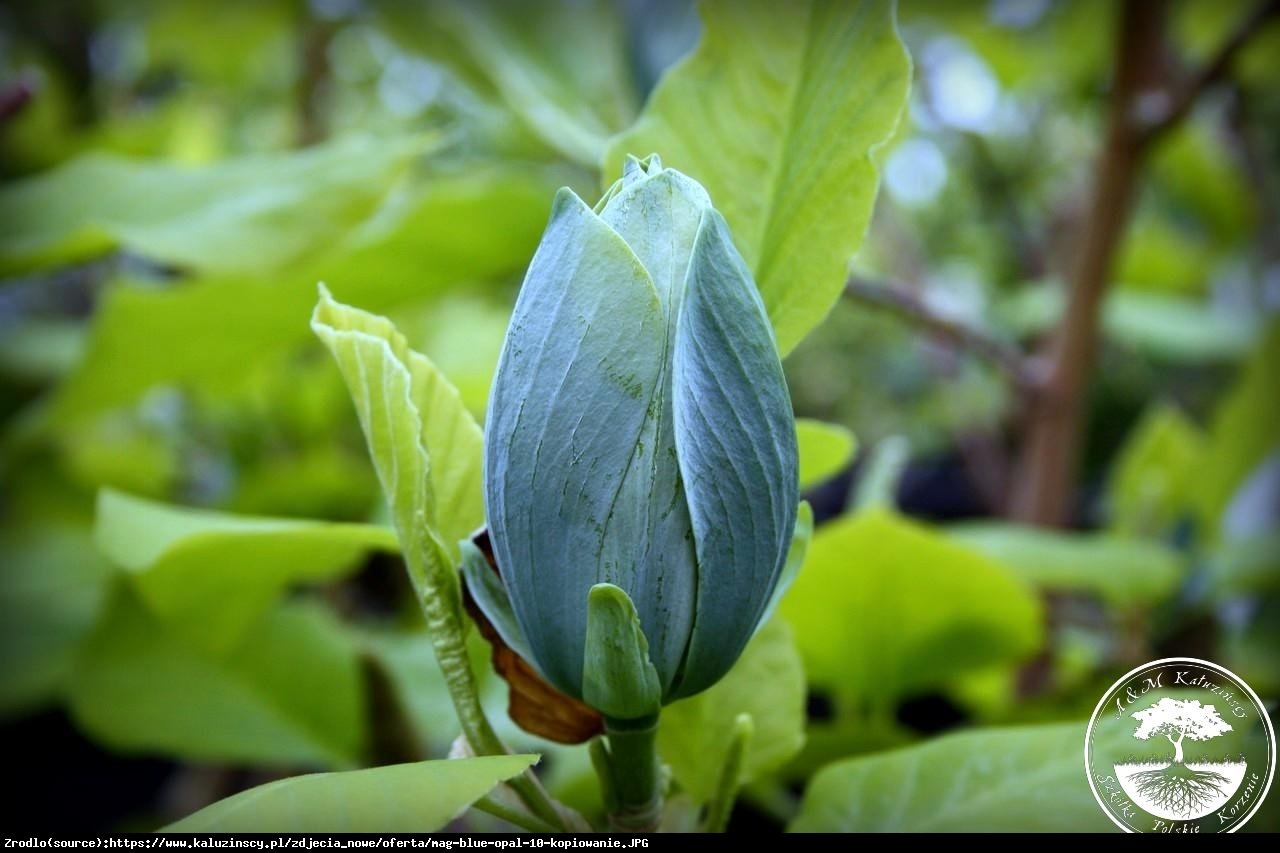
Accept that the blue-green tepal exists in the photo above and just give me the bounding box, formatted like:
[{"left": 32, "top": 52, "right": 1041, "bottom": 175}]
[{"left": 476, "top": 155, "right": 799, "bottom": 722}]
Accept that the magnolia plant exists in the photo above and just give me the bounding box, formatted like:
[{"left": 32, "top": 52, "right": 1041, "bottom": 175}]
[{"left": 314, "top": 156, "right": 803, "bottom": 831}]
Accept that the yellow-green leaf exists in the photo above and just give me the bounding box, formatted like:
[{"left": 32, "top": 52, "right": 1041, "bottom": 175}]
[
  {"left": 312, "top": 288, "right": 484, "bottom": 571},
  {"left": 948, "top": 522, "right": 1183, "bottom": 610},
  {"left": 68, "top": 590, "right": 364, "bottom": 768},
  {"left": 415, "top": 0, "right": 637, "bottom": 166},
  {"left": 0, "top": 525, "right": 114, "bottom": 717},
  {"left": 165, "top": 754, "right": 539, "bottom": 832},
  {"left": 47, "top": 165, "right": 553, "bottom": 422},
  {"left": 1107, "top": 403, "right": 1206, "bottom": 537},
  {"left": 791, "top": 722, "right": 1117, "bottom": 832},
  {"left": 0, "top": 134, "right": 421, "bottom": 276},
  {"left": 605, "top": 0, "right": 911, "bottom": 354},
  {"left": 780, "top": 508, "right": 1042, "bottom": 715},
  {"left": 658, "top": 618, "right": 805, "bottom": 803},
  {"left": 797, "top": 419, "right": 857, "bottom": 489},
  {"left": 93, "top": 489, "right": 398, "bottom": 652}
]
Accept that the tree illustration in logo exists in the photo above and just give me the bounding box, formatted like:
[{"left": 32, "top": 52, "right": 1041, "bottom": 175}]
[{"left": 1129, "top": 698, "right": 1234, "bottom": 816}]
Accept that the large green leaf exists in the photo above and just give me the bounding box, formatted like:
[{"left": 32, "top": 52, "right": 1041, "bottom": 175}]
[
  {"left": 93, "top": 489, "right": 398, "bottom": 652},
  {"left": 0, "top": 525, "right": 114, "bottom": 717},
  {"left": 312, "top": 288, "right": 484, "bottom": 572},
  {"left": 0, "top": 134, "right": 420, "bottom": 276},
  {"left": 658, "top": 618, "right": 805, "bottom": 803},
  {"left": 605, "top": 0, "right": 911, "bottom": 354},
  {"left": 47, "top": 165, "right": 554, "bottom": 421},
  {"left": 781, "top": 721, "right": 916, "bottom": 785},
  {"left": 1106, "top": 403, "right": 1205, "bottom": 537},
  {"left": 780, "top": 509, "right": 1042, "bottom": 715},
  {"left": 797, "top": 419, "right": 857, "bottom": 489},
  {"left": 948, "top": 523, "right": 1183, "bottom": 610},
  {"left": 68, "top": 590, "right": 365, "bottom": 768},
  {"left": 165, "top": 754, "right": 539, "bottom": 832},
  {"left": 790, "top": 722, "right": 1116, "bottom": 832}
]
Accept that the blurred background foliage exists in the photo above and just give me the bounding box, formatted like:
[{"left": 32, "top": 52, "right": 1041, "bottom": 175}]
[{"left": 0, "top": 0, "right": 1277, "bottom": 833}]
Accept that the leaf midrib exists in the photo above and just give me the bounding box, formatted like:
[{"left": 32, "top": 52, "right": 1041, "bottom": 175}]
[
  {"left": 751, "top": 0, "right": 819, "bottom": 292},
  {"left": 883, "top": 731, "right": 1086, "bottom": 830}
]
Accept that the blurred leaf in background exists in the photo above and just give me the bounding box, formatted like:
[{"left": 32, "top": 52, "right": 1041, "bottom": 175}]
[
  {"left": 0, "top": 134, "right": 423, "bottom": 276},
  {"left": 94, "top": 489, "right": 398, "bottom": 651},
  {"left": 781, "top": 508, "right": 1043, "bottom": 719},
  {"left": 658, "top": 618, "right": 806, "bottom": 803},
  {"left": 791, "top": 722, "right": 1120, "bottom": 832},
  {"left": 69, "top": 589, "right": 366, "bottom": 768}
]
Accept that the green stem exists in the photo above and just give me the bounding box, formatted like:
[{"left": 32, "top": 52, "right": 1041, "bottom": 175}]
[
  {"left": 850, "top": 435, "right": 910, "bottom": 512},
  {"left": 701, "top": 714, "right": 752, "bottom": 833},
  {"left": 599, "top": 716, "right": 663, "bottom": 832},
  {"left": 506, "top": 773, "right": 571, "bottom": 832},
  {"left": 473, "top": 796, "right": 560, "bottom": 833},
  {"left": 425, "top": 595, "right": 505, "bottom": 754}
]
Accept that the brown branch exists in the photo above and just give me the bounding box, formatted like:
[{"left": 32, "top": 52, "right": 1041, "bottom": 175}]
[
  {"left": 1009, "top": 0, "right": 1167, "bottom": 526},
  {"left": 842, "top": 276, "right": 1036, "bottom": 389},
  {"left": 295, "top": 18, "right": 335, "bottom": 147},
  {"left": 1137, "top": 0, "right": 1280, "bottom": 148},
  {"left": 1008, "top": 0, "right": 1279, "bottom": 527}
]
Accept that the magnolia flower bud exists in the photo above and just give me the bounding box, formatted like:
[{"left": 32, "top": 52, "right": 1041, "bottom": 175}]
[{"left": 471, "top": 155, "right": 798, "bottom": 723}]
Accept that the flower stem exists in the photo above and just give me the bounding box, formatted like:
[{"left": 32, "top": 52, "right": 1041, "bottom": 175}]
[
  {"left": 597, "top": 715, "right": 663, "bottom": 831},
  {"left": 473, "top": 796, "right": 561, "bottom": 833}
]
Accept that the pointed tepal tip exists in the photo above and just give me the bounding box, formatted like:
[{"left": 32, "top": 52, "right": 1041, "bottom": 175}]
[
  {"left": 549, "top": 185, "right": 593, "bottom": 223},
  {"left": 622, "top": 153, "right": 663, "bottom": 184}
]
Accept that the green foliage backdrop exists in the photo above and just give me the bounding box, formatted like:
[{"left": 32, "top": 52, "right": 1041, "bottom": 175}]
[{"left": 0, "top": 0, "right": 1277, "bottom": 834}]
